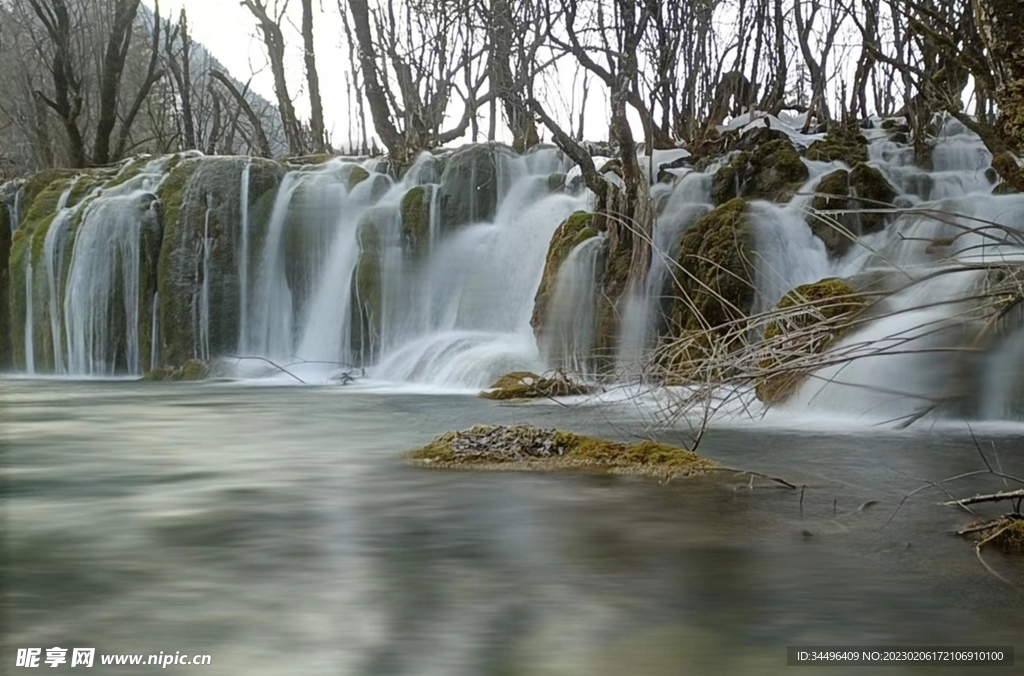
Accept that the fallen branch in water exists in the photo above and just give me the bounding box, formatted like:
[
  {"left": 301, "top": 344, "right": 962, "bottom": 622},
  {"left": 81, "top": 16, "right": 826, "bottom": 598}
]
[
  {"left": 943, "top": 489, "right": 1024, "bottom": 508},
  {"left": 224, "top": 355, "right": 307, "bottom": 384}
]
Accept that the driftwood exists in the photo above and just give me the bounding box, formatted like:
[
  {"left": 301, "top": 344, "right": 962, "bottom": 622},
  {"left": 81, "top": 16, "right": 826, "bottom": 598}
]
[{"left": 943, "top": 489, "right": 1024, "bottom": 507}]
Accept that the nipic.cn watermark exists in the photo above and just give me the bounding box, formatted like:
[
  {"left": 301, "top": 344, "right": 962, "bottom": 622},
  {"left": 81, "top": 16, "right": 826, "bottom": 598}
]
[{"left": 15, "top": 649, "right": 212, "bottom": 668}]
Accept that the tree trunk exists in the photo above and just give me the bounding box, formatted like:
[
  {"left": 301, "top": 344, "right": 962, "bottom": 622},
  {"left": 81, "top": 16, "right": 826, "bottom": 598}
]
[
  {"left": 94, "top": 0, "right": 142, "bottom": 165},
  {"left": 301, "top": 0, "right": 327, "bottom": 153}
]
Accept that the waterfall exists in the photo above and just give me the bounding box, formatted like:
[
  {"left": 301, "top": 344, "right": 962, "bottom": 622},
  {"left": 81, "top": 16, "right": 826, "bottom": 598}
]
[
  {"left": 151, "top": 292, "right": 160, "bottom": 371},
  {"left": 25, "top": 258, "right": 35, "bottom": 374},
  {"left": 237, "top": 160, "right": 251, "bottom": 353},
  {"left": 540, "top": 236, "right": 605, "bottom": 379},
  {"left": 199, "top": 200, "right": 212, "bottom": 361},
  {"left": 63, "top": 194, "right": 149, "bottom": 375},
  {"left": 42, "top": 184, "right": 77, "bottom": 374}
]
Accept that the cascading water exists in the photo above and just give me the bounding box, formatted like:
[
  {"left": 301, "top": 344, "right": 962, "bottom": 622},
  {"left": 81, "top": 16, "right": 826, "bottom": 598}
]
[
  {"left": 42, "top": 180, "right": 79, "bottom": 373},
  {"left": 25, "top": 258, "right": 34, "bottom": 374},
  {"left": 540, "top": 236, "right": 606, "bottom": 379},
  {"left": 237, "top": 160, "right": 251, "bottom": 353}
]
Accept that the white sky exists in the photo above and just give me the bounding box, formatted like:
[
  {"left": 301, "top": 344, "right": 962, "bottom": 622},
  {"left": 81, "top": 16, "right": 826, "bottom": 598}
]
[{"left": 144, "top": 0, "right": 619, "bottom": 150}]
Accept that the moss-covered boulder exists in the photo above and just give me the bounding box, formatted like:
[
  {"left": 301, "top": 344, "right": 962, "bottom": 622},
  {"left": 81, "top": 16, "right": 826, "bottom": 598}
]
[
  {"left": 346, "top": 165, "right": 370, "bottom": 190},
  {"left": 531, "top": 211, "right": 598, "bottom": 336},
  {"left": 546, "top": 172, "right": 566, "bottom": 193},
  {"left": 400, "top": 185, "right": 434, "bottom": 260},
  {"left": 350, "top": 218, "right": 382, "bottom": 365},
  {"left": 806, "top": 127, "right": 869, "bottom": 165},
  {"left": 479, "top": 371, "right": 591, "bottom": 400},
  {"left": 157, "top": 157, "right": 284, "bottom": 368},
  {"left": 710, "top": 152, "right": 750, "bottom": 205},
  {"left": 665, "top": 198, "right": 755, "bottom": 337},
  {"left": 407, "top": 424, "right": 716, "bottom": 479},
  {"left": 710, "top": 139, "right": 808, "bottom": 204},
  {"left": 808, "top": 164, "right": 897, "bottom": 257},
  {"left": 755, "top": 278, "right": 868, "bottom": 404},
  {"left": 438, "top": 143, "right": 511, "bottom": 231}
]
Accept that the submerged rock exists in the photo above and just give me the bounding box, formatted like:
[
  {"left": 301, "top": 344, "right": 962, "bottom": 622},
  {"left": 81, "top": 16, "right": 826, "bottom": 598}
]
[
  {"left": 479, "top": 371, "right": 592, "bottom": 400},
  {"left": 809, "top": 164, "right": 897, "bottom": 257},
  {"left": 407, "top": 424, "right": 716, "bottom": 479},
  {"left": 755, "top": 278, "right": 869, "bottom": 405}
]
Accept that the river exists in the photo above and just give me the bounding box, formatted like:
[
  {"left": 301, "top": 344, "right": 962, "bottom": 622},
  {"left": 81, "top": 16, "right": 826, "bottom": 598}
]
[{"left": 3, "top": 378, "right": 1023, "bottom": 674}]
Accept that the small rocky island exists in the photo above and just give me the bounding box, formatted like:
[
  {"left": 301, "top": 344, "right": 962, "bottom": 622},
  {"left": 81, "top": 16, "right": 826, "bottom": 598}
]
[{"left": 407, "top": 425, "right": 715, "bottom": 479}]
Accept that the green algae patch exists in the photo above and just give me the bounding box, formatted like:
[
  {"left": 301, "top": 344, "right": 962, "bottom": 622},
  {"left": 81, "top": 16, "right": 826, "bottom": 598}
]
[
  {"left": 479, "top": 371, "right": 592, "bottom": 400},
  {"left": 407, "top": 425, "right": 716, "bottom": 479}
]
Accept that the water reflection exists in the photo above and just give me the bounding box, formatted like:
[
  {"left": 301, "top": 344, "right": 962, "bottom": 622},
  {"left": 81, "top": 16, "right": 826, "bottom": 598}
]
[{"left": 2, "top": 380, "right": 1022, "bottom": 674}]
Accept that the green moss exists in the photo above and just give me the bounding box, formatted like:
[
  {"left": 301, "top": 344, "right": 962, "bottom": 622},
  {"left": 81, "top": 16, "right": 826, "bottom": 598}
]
[
  {"left": 756, "top": 278, "right": 867, "bottom": 404},
  {"left": 156, "top": 159, "right": 200, "bottom": 234},
  {"left": 21, "top": 169, "right": 79, "bottom": 213},
  {"left": 747, "top": 139, "right": 808, "bottom": 201},
  {"left": 547, "top": 173, "right": 566, "bottom": 193},
  {"left": 479, "top": 371, "right": 591, "bottom": 400},
  {"left": 347, "top": 165, "right": 370, "bottom": 190},
  {"left": 105, "top": 156, "right": 152, "bottom": 188},
  {"left": 407, "top": 424, "right": 716, "bottom": 479},
  {"left": 400, "top": 185, "right": 433, "bottom": 259},
  {"left": 806, "top": 128, "right": 869, "bottom": 165},
  {"left": 666, "top": 198, "right": 754, "bottom": 337},
  {"left": 531, "top": 211, "right": 598, "bottom": 336}
]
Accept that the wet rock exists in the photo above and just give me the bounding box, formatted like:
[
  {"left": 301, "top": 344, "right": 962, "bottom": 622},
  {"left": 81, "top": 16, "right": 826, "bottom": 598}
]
[
  {"left": 479, "top": 371, "right": 592, "bottom": 400},
  {"left": 808, "top": 164, "right": 897, "bottom": 257},
  {"left": 400, "top": 185, "right": 434, "bottom": 260},
  {"left": 755, "top": 278, "right": 869, "bottom": 405},
  {"left": 350, "top": 217, "right": 382, "bottom": 365},
  {"left": 665, "top": 198, "right": 755, "bottom": 337},
  {"left": 710, "top": 139, "right": 808, "bottom": 204},
  {"left": 439, "top": 143, "right": 513, "bottom": 231},
  {"left": 531, "top": 211, "right": 598, "bottom": 337},
  {"left": 806, "top": 127, "right": 870, "bottom": 165}
]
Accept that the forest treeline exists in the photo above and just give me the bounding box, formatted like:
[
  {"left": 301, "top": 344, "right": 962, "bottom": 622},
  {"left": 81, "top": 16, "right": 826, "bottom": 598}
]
[{"left": 1, "top": 0, "right": 1021, "bottom": 192}]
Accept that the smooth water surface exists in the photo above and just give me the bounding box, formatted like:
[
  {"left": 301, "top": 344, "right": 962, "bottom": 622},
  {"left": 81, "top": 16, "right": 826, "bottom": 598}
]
[{"left": 2, "top": 380, "right": 1023, "bottom": 674}]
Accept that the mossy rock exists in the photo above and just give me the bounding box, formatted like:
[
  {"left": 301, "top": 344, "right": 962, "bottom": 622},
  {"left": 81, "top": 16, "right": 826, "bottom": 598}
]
[
  {"left": 710, "top": 152, "right": 749, "bottom": 205},
  {"left": 346, "top": 165, "right": 370, "bottom": 190},
  {"left": 157, "top": 156, "right": 284, "bottom": 368},
  {"left": 806, "top": 128, "right": 869, "bottom": 165},
  {"left": 531, "top": 211, "right": 598, "bottom": 337},
  {"left": 350, "top": 220, "right": 382, "bottom": 365},
  {"left": 407, "top": 424, "right": 715, "bottom": 479},
  {"left": 747, "top": 139, "right": 808, "bottom": 201},
  {"left": 709, "top": 140, "right": 807, "bottom": 204},
  {"left": 808, "top": 164, "right": 896, "bottom": 257},
  {"left": 400, "top": 185, "right": 434, "bottom": 260},
  {"left": 479, "top": 371, "right": 591, "bottom": 400},
  {"left": 439, "top": 143, "right": 511, "bottom": 231},
  {"left": 755, "top": 278, "right": 868, "bottom": 404},
  {"left": 665, "top": 198, "right": 755, "bottom": 338},
  {"left": 546, "top": 173, "right": 566, "bottom": 193}
]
